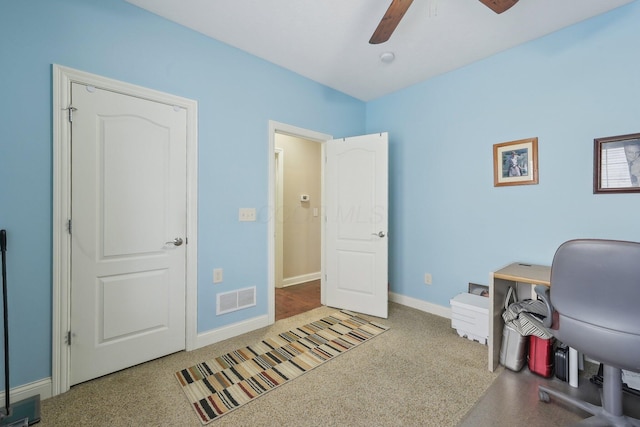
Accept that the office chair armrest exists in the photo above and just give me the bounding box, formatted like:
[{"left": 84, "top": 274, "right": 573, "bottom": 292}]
[{"left": 534, "top": 285, "right": 553, "bottom": 328}]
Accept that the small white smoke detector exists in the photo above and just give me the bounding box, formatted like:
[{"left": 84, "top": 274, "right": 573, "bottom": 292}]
[{"left": 380, "top": 52, "right": 395, "bottom": 64}]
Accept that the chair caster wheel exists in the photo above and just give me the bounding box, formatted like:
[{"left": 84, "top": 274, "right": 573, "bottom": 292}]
[{"left": 539, "top": 390, "right": 550, "bottom": 402}]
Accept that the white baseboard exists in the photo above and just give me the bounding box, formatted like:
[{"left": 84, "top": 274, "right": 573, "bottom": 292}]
[
  {"left": 194, "top": 314, "right": 270, "bottom": 350},
  {"left": 8, "top": 317, "right": 271, "bottom": 402},
  {"left": 389, "top": 292, "right": 451, "bottom": 319},
  {"left": 15, "top": 294, "right": 448, "bottom": 401},
  {"left": 0, "top": 377, "right": 52, "bottom": 403},
  {"left": 191, "top": 293, "right": 450, "bottom": 351},
  {"left": 281, "top": 272, "right": 321, "bottom": 288}
]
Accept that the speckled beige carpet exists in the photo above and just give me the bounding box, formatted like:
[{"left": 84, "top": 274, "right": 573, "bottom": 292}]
[
  {"left": 39, "top": 303, "right": 499, "bottom": 426},
  {"left": 176, "top": 311, "right": 389, "bottom": 424}
]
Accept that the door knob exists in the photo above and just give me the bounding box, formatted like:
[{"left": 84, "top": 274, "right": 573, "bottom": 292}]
[
  {"left": 371, "top": 231, "right": 386, "bottom": 238},
  {"left": 166, "top": 237, "right": 184, "bottom": 246}
]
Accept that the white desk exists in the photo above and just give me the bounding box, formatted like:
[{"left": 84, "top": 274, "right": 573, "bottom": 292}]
[{"left": 488, "top": 262, "right": 551, "bottom": 372}]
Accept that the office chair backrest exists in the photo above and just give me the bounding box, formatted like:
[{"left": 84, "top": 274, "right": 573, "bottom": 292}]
[
  {"left": 551, "top": 239, "right": 640, "bottom": 337},
  {"left": 551, "top": 239, "right": 640, "bottom": 372}
]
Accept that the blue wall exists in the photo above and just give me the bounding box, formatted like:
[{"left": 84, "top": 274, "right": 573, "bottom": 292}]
[
  {"left": 0, "top": 0, "right": 365, "bottom": 390},
  {"left": 1, "top": 0, "right": 639, "bottom": 393},
  {"left": 367, "top": 2, "right": 640, "bottom": 307}
]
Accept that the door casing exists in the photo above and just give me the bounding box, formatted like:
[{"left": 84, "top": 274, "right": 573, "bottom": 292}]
[
  {"left": 52, "top": 64, "right": 199, "bottom": 395},
  {"left": 274, "top": 148, "right": 284, "bottom": 289}
]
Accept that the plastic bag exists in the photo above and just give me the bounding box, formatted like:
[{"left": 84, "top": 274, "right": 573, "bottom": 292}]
[{"left": 501, "top": 287, "right": 553, "bottom": 339}]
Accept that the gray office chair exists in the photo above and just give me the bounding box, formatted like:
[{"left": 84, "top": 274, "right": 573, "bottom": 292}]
[{"left": 535, "top": 239, "right": 640, "bottom": 426}]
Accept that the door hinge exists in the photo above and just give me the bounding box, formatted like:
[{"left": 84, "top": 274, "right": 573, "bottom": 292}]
[
  {"left": 66, "top": 330, "right": 72, "bottom": 345},
  {"left": 63, "top": 105, "right": 77, "bottom": 122},
  {"left": 67, "top": 219, "right": 72, "bottom": 234}
]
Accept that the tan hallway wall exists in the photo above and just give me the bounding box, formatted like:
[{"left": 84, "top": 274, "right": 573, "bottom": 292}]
[{"left": 275, "top": 134, "right": 321, "bottom": 286}]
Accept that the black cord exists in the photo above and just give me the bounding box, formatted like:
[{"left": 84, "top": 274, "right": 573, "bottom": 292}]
[{"left": 1, "top": 229, "right": 10, "bottom": 417}]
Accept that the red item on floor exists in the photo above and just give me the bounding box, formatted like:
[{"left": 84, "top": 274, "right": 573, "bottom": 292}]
[{"left": 528, "top": 335, "right": 554, "bottom": 378}]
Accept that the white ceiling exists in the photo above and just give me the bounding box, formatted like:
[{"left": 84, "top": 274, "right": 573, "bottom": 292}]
[{"left": 125, "top": 0, "right": 635, "bottom": 101}]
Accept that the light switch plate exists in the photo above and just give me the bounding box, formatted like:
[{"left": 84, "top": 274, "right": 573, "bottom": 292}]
[{"left": 239, "top": 208, "right": 257, "bottom": 222}]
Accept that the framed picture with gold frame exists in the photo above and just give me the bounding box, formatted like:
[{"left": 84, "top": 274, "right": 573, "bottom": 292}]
[
  {"left": 493, "top": 137, "right": 539, "bottom": 187},
  {"left": 593, "top": 133, "right": 640, "bottom": 194}
]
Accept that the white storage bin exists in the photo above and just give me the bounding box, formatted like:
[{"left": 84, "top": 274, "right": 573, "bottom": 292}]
[{"left": 450, "top": 292, "right": 489, "bottom": 345}]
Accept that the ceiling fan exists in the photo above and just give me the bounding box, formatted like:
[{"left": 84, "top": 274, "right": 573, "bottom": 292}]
[{"left": 369, "top": 0, "right": 519, "bottom": 44}]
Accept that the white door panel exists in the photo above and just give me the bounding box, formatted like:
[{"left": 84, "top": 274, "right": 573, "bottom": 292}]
[
  {"left": 325, "top": 133, "right": 388, "bottom": 318},
  {"left": 100, "top": 269, "right": 170, "bottom": 340},
  {"left": 70, "top": 83, "right": 187, "bottom": 385},
  {"left": 102, "top": 119, "right": 169, "bottom": 256}
]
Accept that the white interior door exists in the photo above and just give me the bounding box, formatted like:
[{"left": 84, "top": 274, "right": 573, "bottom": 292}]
[
  {"left": 325, "top": 133, "right": 388, "bottom": 318},
  {"left": 70, "top": 82, "right": 187, "bottom": 385}
]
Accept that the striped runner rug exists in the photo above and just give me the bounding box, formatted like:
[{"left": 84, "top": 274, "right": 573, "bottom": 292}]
[{"left": 175, "top": 310, "right": 389, "bottom": 424}]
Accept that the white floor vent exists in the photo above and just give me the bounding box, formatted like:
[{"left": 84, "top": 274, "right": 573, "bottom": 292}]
[{"left": 217, "top": 286, "right": 256, "bottom": 315}]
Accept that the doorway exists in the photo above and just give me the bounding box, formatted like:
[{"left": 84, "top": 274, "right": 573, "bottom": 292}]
[
  {"left": 268, "top": 122, "right": 332, "bottom": 324},
  {"left": 52, "top": 65, "right": 199, "bottom": 395},
  {"left": 274, "top": 133, "right": 322, "bottom": 320},
  {"left": 267, "top": 123, "right": 389, "bottom": 323}
]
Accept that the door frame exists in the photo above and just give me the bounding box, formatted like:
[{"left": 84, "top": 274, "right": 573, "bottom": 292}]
[
  {"left": 52, "top": 65, "right": 199, "bottom": 395},
  {"left": 274, "top": 147, "right": 284, "bottom": 289},
  {"left": 267, "top": 121, "right": 331, "bottom": 324}
]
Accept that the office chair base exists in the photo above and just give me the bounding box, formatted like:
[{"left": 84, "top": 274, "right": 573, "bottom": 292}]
[{"left": 539, "top": 385, "right": 640, "bottom": 427}]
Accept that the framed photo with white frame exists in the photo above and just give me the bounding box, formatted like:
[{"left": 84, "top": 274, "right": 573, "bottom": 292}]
[{"left": 493, "top": 137, "right": 539, "bottom": 187}]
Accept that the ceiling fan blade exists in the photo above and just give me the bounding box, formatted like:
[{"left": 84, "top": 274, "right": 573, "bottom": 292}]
[
  {"left": 479, "top": 0, "right": 519, "bottom": 14},
  {"left": 369, "top": 0, "right": 414, "bottom": 45}
]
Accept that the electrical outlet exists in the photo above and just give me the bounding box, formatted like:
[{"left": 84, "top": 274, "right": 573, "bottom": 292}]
[
  {"left": 213, "top": 268, "right": 223, "bottom": 284},
  {"left": 239, "top": 208, "right": 257, "bottom": 222},
  {"left": 424, "top": 273, "right": 432, "bottom": 285}
]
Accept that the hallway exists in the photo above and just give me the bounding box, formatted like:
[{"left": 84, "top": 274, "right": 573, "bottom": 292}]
[{"left": 275, "top": 280, "right": 321, "bottom": 321}]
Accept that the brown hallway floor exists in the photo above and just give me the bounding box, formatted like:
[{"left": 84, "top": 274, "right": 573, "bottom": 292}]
[{"left": 275, "top": 279, "right": 321, "bottom": 321}]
